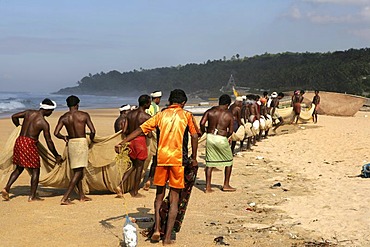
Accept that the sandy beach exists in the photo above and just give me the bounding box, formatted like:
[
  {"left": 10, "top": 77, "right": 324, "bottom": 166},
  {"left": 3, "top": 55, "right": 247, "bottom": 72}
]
[{"left": 1, "top": 108, "right": 370, "bottom": 246}]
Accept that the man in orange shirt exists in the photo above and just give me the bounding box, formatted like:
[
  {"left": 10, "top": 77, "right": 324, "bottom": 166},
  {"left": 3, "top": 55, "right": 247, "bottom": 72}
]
[{"left": 115, "top": 89, "right": 198, "bottom": 245}]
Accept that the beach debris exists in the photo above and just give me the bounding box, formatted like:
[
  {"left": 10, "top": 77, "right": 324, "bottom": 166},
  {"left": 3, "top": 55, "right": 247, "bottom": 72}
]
[
  {"left": 271, "top": 182, "right": 281, "bottom": 188},
  {"left": 214, "top": 236, "right": 230, "bottom": 245},
  {"left": 248, "top": 202, "right": 256, "bottom": 207},
  {"left": 256, "top": 156, "right": 264, "bottom": 160},
  {"left": 134, "top": 217, "right": 153, "bottom": 222},
  {"left": 123, "top": 216, "right": 138, "bottom": 247}
]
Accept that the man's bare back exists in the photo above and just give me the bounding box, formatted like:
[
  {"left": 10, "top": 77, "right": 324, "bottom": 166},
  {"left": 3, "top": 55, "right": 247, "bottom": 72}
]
[
  {"left": 57, "top": 110, "right": 95, "bottom": 139},
  {"left": 124, "top": 109, "right": 151, "bottom": 135},
  {"left": 14, "top": 110, "right": 50, "bottom": 140},
  {"left": 201, "top": 106, "right": 233, "bottom": 137}
]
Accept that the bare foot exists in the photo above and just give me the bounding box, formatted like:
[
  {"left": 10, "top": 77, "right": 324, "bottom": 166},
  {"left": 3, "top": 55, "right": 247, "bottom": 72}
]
[
  {"left": 60, "top": 198, "right": 74, "bottom": 205},
  {"left": 28, "top": 196, "right": 44, "bottom": 202},
  {"left": 163, "top": 240, "right": 176, "bottom": 245},
  {"left": 80, "top": 196, "right": 92, "bottom": 202},
  {"left": 151, "top": 231, "right": 161, "bottom": 242},
  {"left": 143, "top": 181, "right": 151, "bottom": 191},
  {"left": 115, "top": 186, "right": 123, "bottom": 198},
  {"left": 221, "top": 186, "right": 237, "bottom": 192},
  {"left": 204, "top": 188, "right": 215, "bottom": 193},
  {"left": 130, "top": 191, "right": 145, "bottom": 198},
  {"left": 1, "top": 189, "right": 10, "bottom": 201}
]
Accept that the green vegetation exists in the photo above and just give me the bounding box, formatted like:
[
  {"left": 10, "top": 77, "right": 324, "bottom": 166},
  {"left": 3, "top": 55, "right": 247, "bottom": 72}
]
[{"left": 56, "top": 48, "right": 370, "bottom": 97}]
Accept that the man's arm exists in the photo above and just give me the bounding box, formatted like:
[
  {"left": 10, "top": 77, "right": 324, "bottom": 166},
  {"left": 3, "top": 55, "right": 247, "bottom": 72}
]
[
  {"left": 54, "top": 117, "right": 68, "bottom": 142},
  {"left": 227, "top": 115, "right": 234, "bottom": 137},
  {"left": 115, "top": 127, "right": 143, "bottom": 153},
  {"left": 199, "top": 111, "right": 209, "bottom": 135},
  {"left": 190, "top": 133, "right": 198, "bottom": 167},
  {"left": 43, "top": 122, "right": 61, "bottom": 162},
  {"left": 86, "top": 114, "right": 96, "bottom": 141},
  {"left": 11, "top": 111, "right": 26, "bottom": 127},
  {"left": 236, "top": 108, "right": 242, "bottom": 126}
]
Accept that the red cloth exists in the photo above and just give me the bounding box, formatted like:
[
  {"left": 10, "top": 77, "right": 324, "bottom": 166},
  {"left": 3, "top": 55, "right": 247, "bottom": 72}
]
[
  {"left": 128, "top": 135, "right": 148, "bottom": 161},
  {"left": 13, "top": 136, "right": 40, "bottom": 168}
]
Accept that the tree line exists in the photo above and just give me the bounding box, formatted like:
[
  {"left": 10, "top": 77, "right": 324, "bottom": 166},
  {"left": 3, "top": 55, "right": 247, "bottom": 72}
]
[{"left": 56, "top": 48, "right": 370, "bottom": 97}]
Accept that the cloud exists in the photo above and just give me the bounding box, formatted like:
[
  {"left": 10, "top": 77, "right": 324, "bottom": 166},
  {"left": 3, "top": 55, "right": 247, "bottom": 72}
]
[
  {"left": 285, "top": 1, "right": 370, "bottom": 24},
  {"left": 350, "top": 28, "right": 370, "bottom": 40},
  {"left": 306, "top": 12, "right": 355, "bottom": 23}
]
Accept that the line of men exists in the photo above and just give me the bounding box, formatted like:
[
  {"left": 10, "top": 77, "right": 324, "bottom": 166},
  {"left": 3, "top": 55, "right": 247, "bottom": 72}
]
[
  {"left": 1, "top": 96, "right": 95, "bottom": 205},
  {"left": 1, "top": 88, "right": 313, "bottom": 245}
]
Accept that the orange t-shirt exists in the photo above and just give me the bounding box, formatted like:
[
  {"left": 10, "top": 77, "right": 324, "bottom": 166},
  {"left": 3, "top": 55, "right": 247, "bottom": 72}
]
[{"left": 140, "top": 104, "right": 198, "bottom": 166}]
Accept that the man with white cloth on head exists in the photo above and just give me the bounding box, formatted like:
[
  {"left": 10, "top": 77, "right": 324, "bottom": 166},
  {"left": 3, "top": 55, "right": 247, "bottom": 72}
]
[
  {"left": 54, "top": 95, "right": 96, "bottom": 205},
  {"left": 2, "top": 98, "right": 62, "bottom": 202},
  {"left": 114, "top": 104, "right": 131, "bottom": 133}
]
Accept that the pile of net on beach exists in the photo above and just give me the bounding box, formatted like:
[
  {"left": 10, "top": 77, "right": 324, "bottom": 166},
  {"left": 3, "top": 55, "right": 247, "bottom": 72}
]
[
  {"left": 0, "top": 127, "right": 207, "bottom": 194},
  {"left": 0, "top": 126, "right": 133, "bottom": 194}
]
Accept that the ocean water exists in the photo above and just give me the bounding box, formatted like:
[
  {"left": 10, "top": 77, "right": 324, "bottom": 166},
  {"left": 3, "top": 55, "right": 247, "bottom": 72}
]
[{"left": 0, "top": 92, "right": 137, "bottom": 118}]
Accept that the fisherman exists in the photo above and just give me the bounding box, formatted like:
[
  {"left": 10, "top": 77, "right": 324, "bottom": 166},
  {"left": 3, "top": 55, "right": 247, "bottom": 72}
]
[
  {"left": 229, "top": 96, "right": 243, "bottom": 155},
  {"left": 2, "top": 98, "right": 62, "bottom": 202},
  {"left": 143, "top": 91, "right": 162, "bottom": 191},
  {"left": 114, "top": 104, "right": 131, "bottom": 133},
  {"left": 312, "top": 90, "right": 320, "bottom": 123},
  {"left": 54, "top": 95, "right": 96, "bottom": 205},
  {"left": 115, "top": 89, "right": 198, "bottom": 245},
  {"left": 117, "top": 95, "right": 151, "bottom": 197},
  {"left": 200, "top": 94, "right": 235, "bottom": 193},
  {"left": 270, "top": 92, "right": 285, "bottom": 133}
]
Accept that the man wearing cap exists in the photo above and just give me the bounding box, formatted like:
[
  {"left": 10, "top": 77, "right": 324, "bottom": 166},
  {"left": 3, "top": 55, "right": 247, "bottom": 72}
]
[
  {"left": 1, "top": 98, "right": 62, "bottom": 202},
  {"left": 270, "top": 92, "right": 285, "bottom": 133},
  {"left": 54, "top": 95, "right": 96, "bottom": 205},
  {"left": 114, "top": 104, "right": 131, "bottom": 133},
  {"left": 143, "top": 90, "right": 162, "bottom": 190},
  {"left": 146, "top": 90, "right": 162, "bottom": 116}
]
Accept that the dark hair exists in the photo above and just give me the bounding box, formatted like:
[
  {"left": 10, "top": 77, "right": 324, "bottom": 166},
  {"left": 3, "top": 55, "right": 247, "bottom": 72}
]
[
  {"left": 300, "top": 90, "right": 305, "bottom": 94},
  {"left": 278, "top": 92, "right": 285, "bottom": 98},
  {"left": 168, "top": 89, "right": 187, "bottom": 104},
  {"left": 219, "top": 94, "right": 231, "bottom": 105},
  {"left": 42, "top": 98, "right": 54, "bottom": 106},
  {"left": 263, "top": 91, "right": 268, "bottom": 97},
  {"left": 66, "top": 95, "right": 80, "bottom": 107},
  {"left": 138, "top": 94, "right": 151, "bottom": 106},
  {"left": 315, "top": 90, "right": 319, "bottom": 93}
]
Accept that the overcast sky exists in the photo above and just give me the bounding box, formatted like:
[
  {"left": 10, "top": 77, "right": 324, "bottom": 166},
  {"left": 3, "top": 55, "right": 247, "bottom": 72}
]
[{"left": 1, "top": 0, "right": 370, "bottom": 93}]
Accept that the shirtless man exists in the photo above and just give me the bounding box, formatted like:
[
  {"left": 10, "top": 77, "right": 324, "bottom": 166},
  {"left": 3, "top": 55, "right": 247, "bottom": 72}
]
[
  {"left": 229, "top": 97, "right": 243, "bottom": 155},
  {"left": 2, "top": 98, "right": 61, "bottom": 202},
  {"left": 118, "top": 94, "right": 151, "bottom": 197},
  {"left": 54, "top": 95, "right": 96, "bottom": 205},
  {"left": 247, "top": 95, "right": 261, "bottom": 143},
  {"left": 270, "top": 92, "right": 285, "bottom": 133},
  {"left": 312, "top": 90, "right": 320, "bottom": 123},
  {"left": 200, "top": 94, "right": 235, "bottom": 193},
  {"left": 292, "top": 90, "right": 305, "bottom": 124},
  {"left": 114, "top": 104, "right": 131, "bottom": 133}
]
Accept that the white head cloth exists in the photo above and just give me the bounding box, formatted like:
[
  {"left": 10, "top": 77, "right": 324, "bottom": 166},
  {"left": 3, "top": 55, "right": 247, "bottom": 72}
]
[
  {"left": 119, "top": 104, "right": 131, "bottom": 111},
  {"left": 150, "top": 91, "right": 162, "bottom": 98},
  {"left": 271, "top": 92, "right": 278, "bottom": 98},
  {"left": 235, "top": 96, "right": 243, "bottom": 102},
  {"left": 40, "top": 100, "right": 57, "bottom": 110},
  {"left": 241, "top": 95, "right": 247, "bottom": 100}
]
